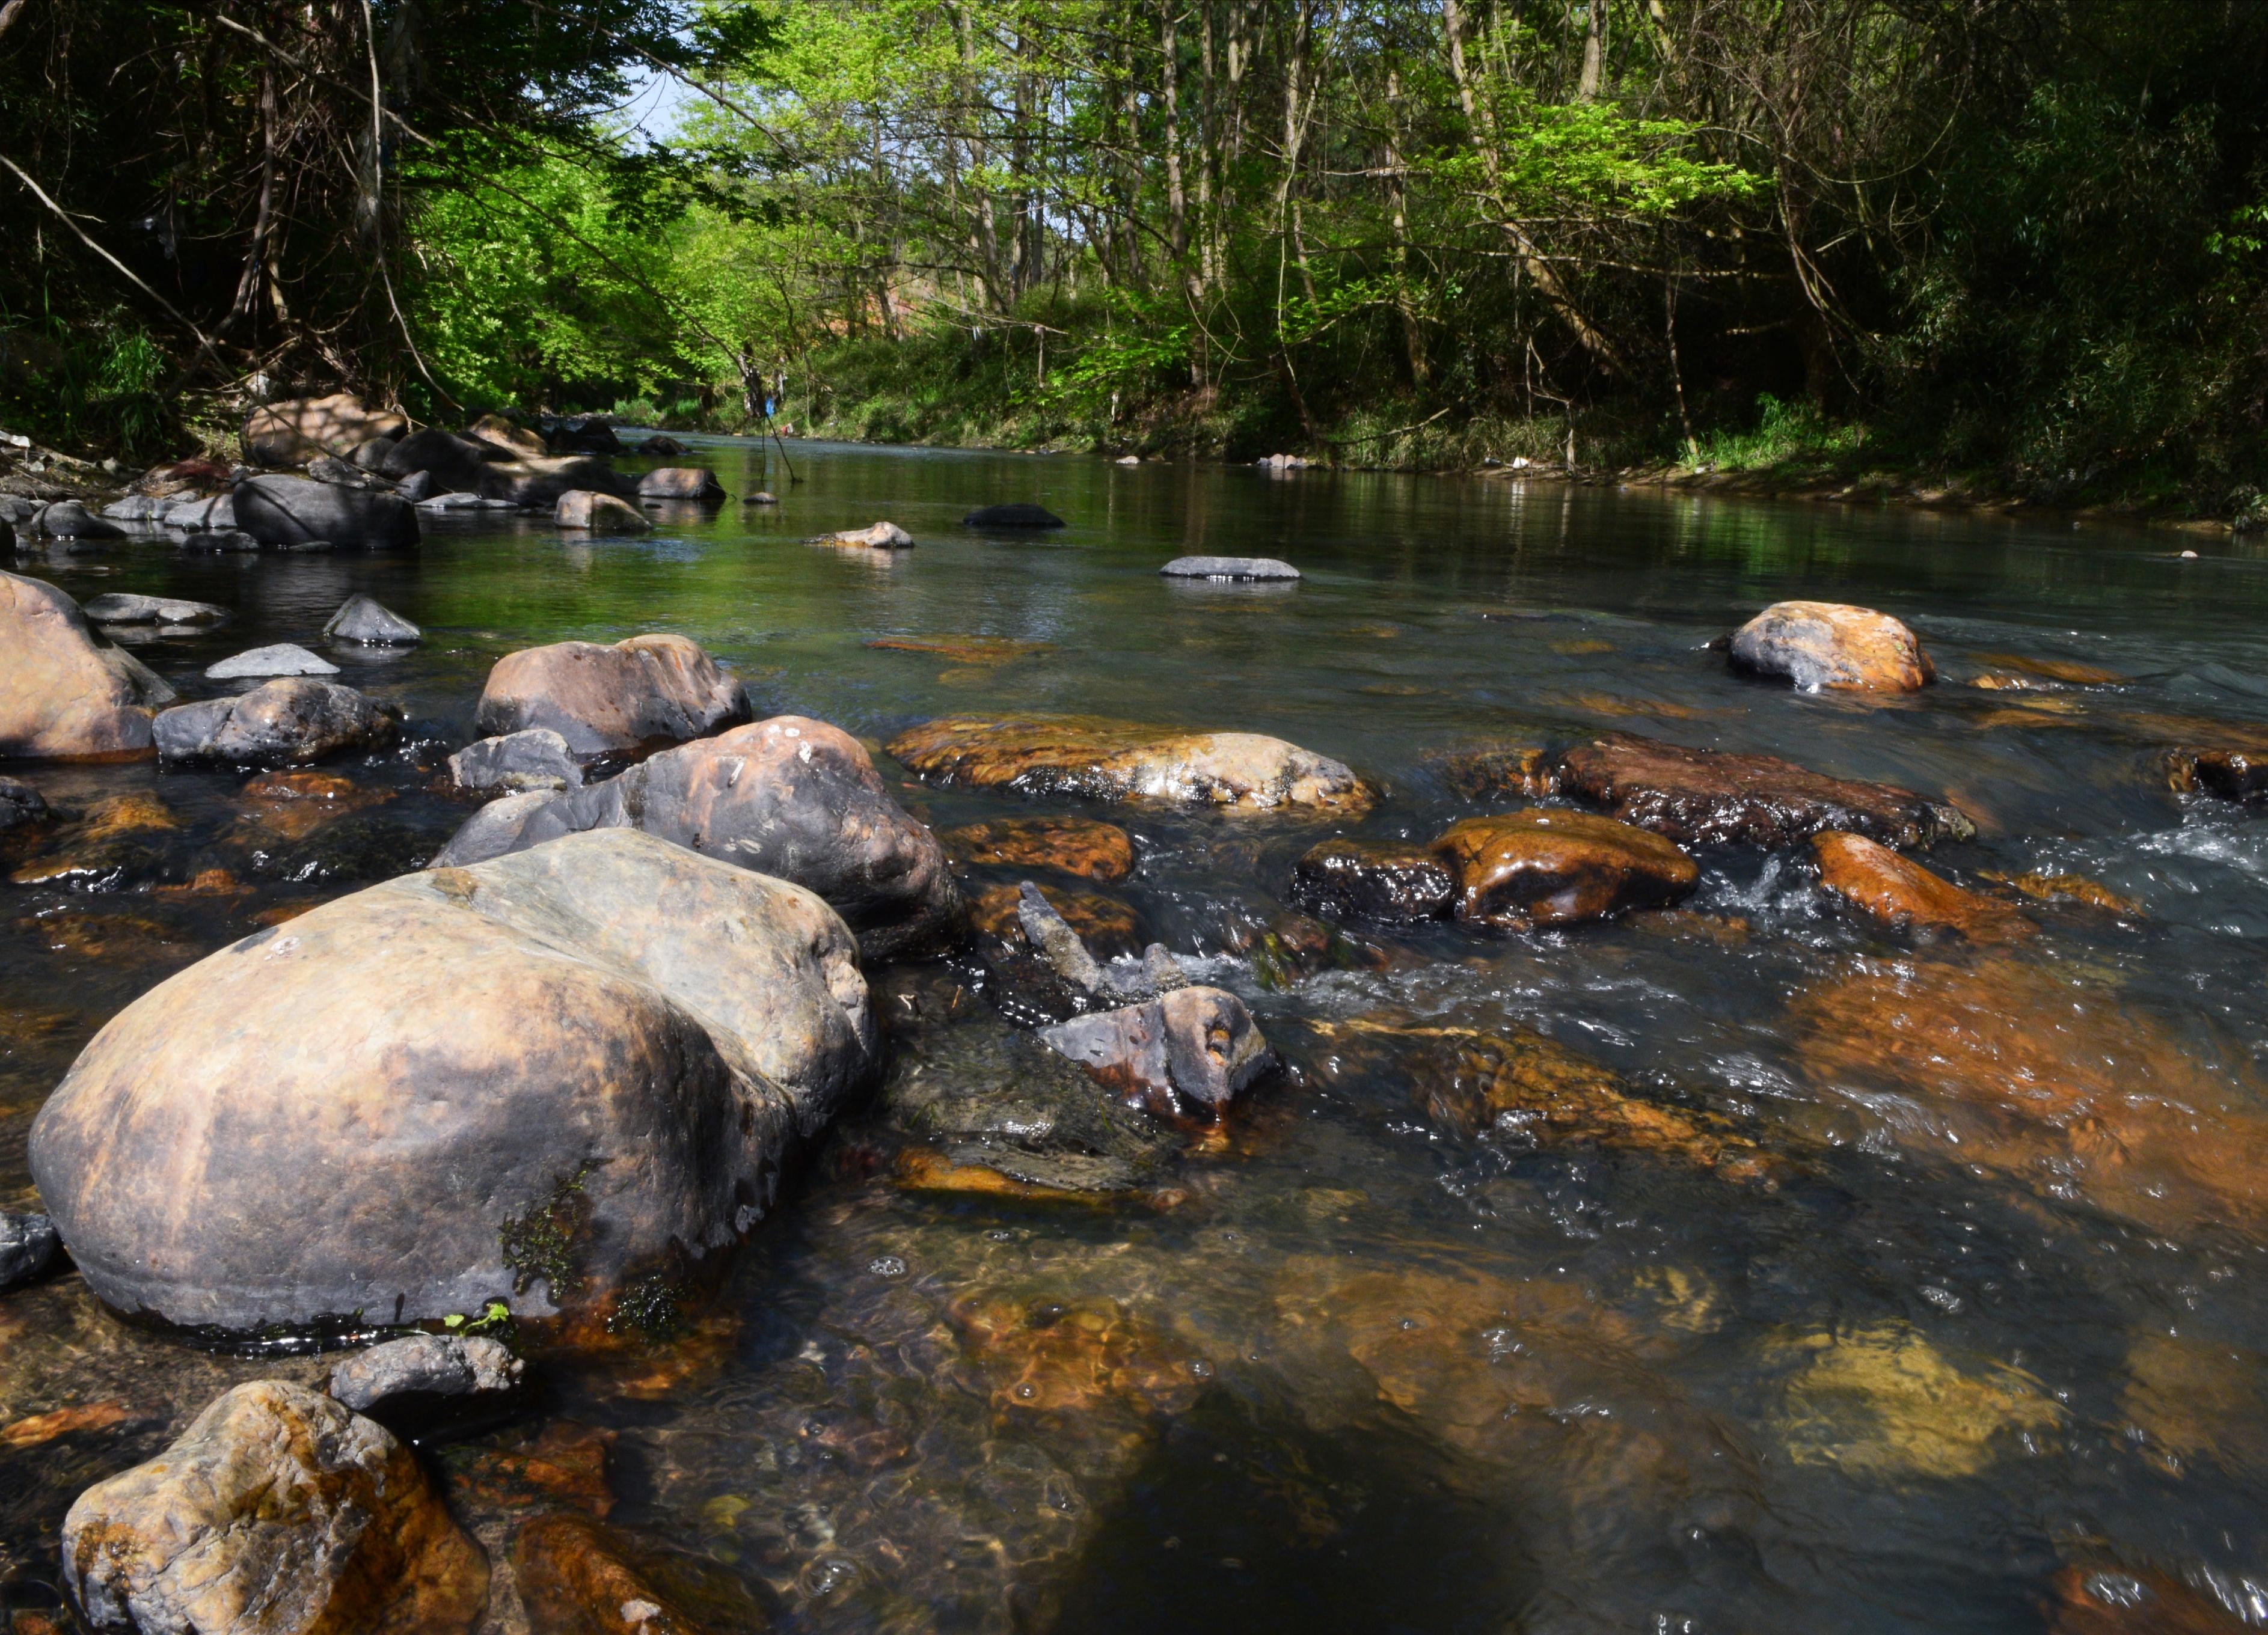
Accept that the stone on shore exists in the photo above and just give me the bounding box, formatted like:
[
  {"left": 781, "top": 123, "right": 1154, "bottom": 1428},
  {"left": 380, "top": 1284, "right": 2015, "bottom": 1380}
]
[
  {"left": 822, "top": 521, "right": 913, "bottom": 548},
  {"left": 153, "top": 677, "right": 396, "bottom": 766},
  {"left": 29, "top": 828, "right": 880, "bottom": 1332},
  {"left": 82, "top": 592, "right": 228, "bottom": 628},
  {"left": 475, "top": 632, "right": 750, "bottom": 756},
  {"left": 1554, "top": 732, "right": 1974, "bottom": 848},
  {"left": 1289, "top": 837, "right": 1457, "bottom": 922},
  {"left": 556, "top": 489, "right": 652, "bottom": 531},
  {"left": 940, "top": 815, "right": 1135, "bottom": 882},
  {"left": 432, "top": 717, "right": 962, "bottom": 961},
  {"left": 1728, "top": 601, "right": 1933, "bottom": 692},
  {"left": 351, "top": 434, "right": 399, "bottom": 471},
  {"left": 450, "top": 729, "right": 584, "bottom": 793},
  {"left": 1431, "top": 810, "right": 1698, "bottom": 927},
  {"left": 888, "top": 714, "right": 1374, "bottom": 814},
  {"left": 468, "top": 413, "right": 549, "bottom": 460},
  {"left": 1, "top": 1208, "right": 61, "bottom": 1292},
  {"left": 964, "top": 503, "right": 1065, "bottom": 528},
  {"left": 206, "top": 642, "right": 339, "bottom": 679},
  {"left": 1, "top": 572, "right": 175, "bottom": 760},
  {"left": 324, "top": 593, "right": 421, "bottom": 646},
  {"left": 63, "top": 1380, "right": 486, "bottom": 1635},
  {"left": 635, "top": 466, "right": 727, "bottom": 503},
  {"left": 329, "top": 1333, "right": 524, "bottom": 1434},
  {"left": 243, "top": 393, "right": 409, "bottom": 465},
  {"left": 234, "top": 474, "right": 421, "bottom": 549},
  {"left": 1811, "top": 831, "right": 2030, "bottom": 941},
  {"left": 1041, "top": 986, "right": 1275, "bottom": 1120},
  {"left": 1160, "top": 555, "right": 1300, "bottom": 580}
]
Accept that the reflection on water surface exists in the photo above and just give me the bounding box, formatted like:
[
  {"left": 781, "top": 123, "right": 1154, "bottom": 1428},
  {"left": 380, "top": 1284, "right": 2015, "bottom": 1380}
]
[{"left": 6, "top": 440, "right": 2268, "bottom": 1632}]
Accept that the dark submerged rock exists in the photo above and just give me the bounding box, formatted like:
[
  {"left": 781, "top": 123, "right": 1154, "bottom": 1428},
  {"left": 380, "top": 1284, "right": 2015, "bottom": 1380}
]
[
  {"left": 1159, "top": 555, "right": 1300, "bottom": 580},
  {"left": 0, "top": 775, "right": 52, "bottom": 833},
  {"left": 234, "top": 474, "right": 421, "bottom": 549},
  {"left": 2167, "top": 748, "right": 2268, "bottom": 801},
  {"left": 475, "top": 633, "right": 750, "bottom": 757},
  {"left": 964, "top": 503, "right": 1066, "bottom": 528},
  {"left": 1, "top": 1208, "right": 61, "bottom": 1291},
  {"left": 153, "top": 677, "right": 396, "bottom": 767},
  {"left": 1554, "top": 731, "right": 1973, "bottom": 849},
  {"left": 637, "top": 433, "right": 688, "bottom": 455},
  {"left": 323, "top": 593, "right": 420, "bottom": 646},
  {"left": 1289, "top": 837, "right": 1456, "bottom": 922}
]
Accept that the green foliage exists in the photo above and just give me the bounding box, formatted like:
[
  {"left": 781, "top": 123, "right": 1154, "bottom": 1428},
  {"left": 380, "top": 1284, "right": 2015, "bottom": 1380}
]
[
  {"left": 607, "top": 1273, "right": 688, "bottom": 1341},
  {"left": 1693, "top": 394, "right": 1863, "bottom": 471},
  {"left": 498, "top": 1161, "right": 596, "bottom": 1301}
]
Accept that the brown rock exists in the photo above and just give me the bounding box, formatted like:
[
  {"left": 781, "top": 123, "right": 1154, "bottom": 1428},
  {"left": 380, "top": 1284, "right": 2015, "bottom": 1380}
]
[
  {"left": 1728, "top": 601, "right": 1934, "bottom": 692},
  {"left": 889, "top": 714, "right": 1373, "bottom": 814},
  {"left": 952, "top": 1294, "right": 1204, "bottom": 1417},
  {"left": 1430, "top": 809, "right": 1697, "bottom": 927},
  {"left": 554, "top": 489, "right": 652, "bottom": 531},
  {"left": 0, "top": 572, "right": 173, "bottom": 760},
  {"left": 242, "top": 394, "right": 409, "bottom": 465},
  {"left": 0, "top": 1400, "right": 139, "bottom": 1449},
  {"left": 1972, "top": 652, "right": 2127, "bottom": 686},
  {"left": 468, "top": 413, "right": 550, "bottom": 459},
  {"left": 1554, "top": 732, "right": 1972, "bottom": 849},
  {"left": 942, "top": 815, "right": 1133, "bottom": 881},
  {"left": 2167, "top": 747, "right": 2268, "bottom": 801},
  {"left": 893, "top": 1147, "right": 1129, "bottom": 1206},
  {"left": 1979, "top": 870, "right": 2140, "bottom": 914},
  {"left": 866, "top": 634, "right": 1050, "bottom": 664},
  {"left": 1040, "top": 985, "right": 1273, "bottom": 1119},
  {"left": 63, "top": 1380, "right": 486, "bottom": 1635},
  {"left": 476, "top": 633, "right": 749, "bottom": 756},
  {"left": 8, "top": 791, "right": 180, "bottom": 887},
  {"left": 443, "top": 1422, "right": 616, "bottom": 1520},
  {"left": 1812, "top": 831, "right": 2032, "bottom": 941},
  {"left": 513, "top": 1514, "right": 743, "bottom": 1635},
  {"left": 634, "top": 467, "right": 726, "bottom": 503},
  {"left": 232, "top": 768, "right": 392, "bottom": 841},
  {"left": 2045, "top": 1564, "right": 2245, "bottom": 1634},
  {"left": 1287, "top": 837, "right": 1456, "bottom": 922}
]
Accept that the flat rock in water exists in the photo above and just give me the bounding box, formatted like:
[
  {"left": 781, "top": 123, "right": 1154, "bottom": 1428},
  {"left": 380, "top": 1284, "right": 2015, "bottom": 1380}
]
[
  {"left": 887, "top": 714, "right": 1373, "bottom": 814},
  {"left": 744, "top": 490, "right": 779, "bottom": 505},
  {"left": 554, "top": 489, "right": 651, "bottom": 530},
  {"left": 823, "top": 521, "right": 913, "bottom": 549},
  {"left": 82, "top": 592, "right": 229, "bottom": 627},
  {"left": 433, "top": 715, "right": 961, "bottom": 961},
  {"left": 635, "top": 466, "right": 726, "bottom": 503},
  {"left": 1041, "top": 986, "right": 1275, "bottom": 1120},
  {"left": 1430, "top": 809, "right": 1698, "bottom": 927},
  {"left": 1, "top": 571, "right": 174, "bottom": 760},
  {"left": 449, "top": 728, "right": 583, "bottom": 793},
  {"left": 28, "top": 828, "right": 878, "bottom": 1331},
  {"left": 206, "top": 642, "right": 339, "bottom": 679},
  {"left": 940, "top": 814, "right": 1134, "bottom": 881},
  {"left": 476, "top": 632, "right": 749, "bottom": 756},
  {"left": 1554, "top": 731, "right": 1973, "bottom": 848},
  {"left": 1289, "top": 837, "right": 1456, "bottom": 923},
  {"left": 1727, "top": 600, "right": 1933, "bottom": 692},
  {"left": 1160, "top": 555, "right": 1300, "bottom": 580},
  {"left": 323, "top": 594, "right": 420, "bottom": 645},
  {"left": 329, "top": 1333, "right": 523, "bottom": 1432},
  {"left": 0, "top": 1208, "right": 60, "bottom": 1291},
  {"left": 1811, "top": 831, "right": 2030, "bottom": 941},
  {"left": 61, "top": 1381, "right": 486, "bottom": 1633},
  {"left": 234, "top": 474, "right": 421, "bottom": 549},
  {"left": 964, "top": 503, "right": 1065, "bottom": 528},
  {"left": 155, "top": 677, "right": 395, "bottom": 766}
]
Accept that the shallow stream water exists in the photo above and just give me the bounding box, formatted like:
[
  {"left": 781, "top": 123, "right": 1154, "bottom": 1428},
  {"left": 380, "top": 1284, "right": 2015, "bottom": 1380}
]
[{"left": 7, "top": 440, "right": 2268, "bottom": 1633}]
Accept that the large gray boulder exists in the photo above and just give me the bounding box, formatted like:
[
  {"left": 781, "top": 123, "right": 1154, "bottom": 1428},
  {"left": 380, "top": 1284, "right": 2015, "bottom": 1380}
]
[
  {"left": 636, "top": 466, "right": 726, "bottom": 503},
  {"left": 153, "top": 677, "right": 396, "bottom": 766},
  {"left": 234, "top": 474, "right": 420, "bottom": 549},
  {"left": 432, "top": 717, "right": 963, "bottom": 960},
  {"left": 0, "top": 572, "right": 176, "bottom": 760},
  {"left": 474, "top": 632, "right": 750, "bottom": 756},
  {"left": 62, "top": 1381, "right": 486, "bottom": 1635},
  {"left": 30, "top": 828, "right": 880, "bottom": 1333}
]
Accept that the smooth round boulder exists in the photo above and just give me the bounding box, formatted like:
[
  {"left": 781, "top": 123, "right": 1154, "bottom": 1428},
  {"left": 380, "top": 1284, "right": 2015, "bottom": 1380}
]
[
  {"left": 206, "top": 642, "right": 339, "bottom": 679},
  {"left": 82, "top": 591, "right": 229, "bottom": 628},
  {"left": 234, "top": 474, "right": 421, "bottom": 549},
  {"left": 323, "top": 593, "right": 420, "bottom": 646},
  {"left": 635, "top": 466, "right": 726, "bottom": 503},
  {"left": 433, "top": 717, "right": 963, "bottom": 961},
  {"left": 0, "top": 572, "right": 175, "bottom": 760},
  {"left": 35, "top": 500, "right": 124, "bottom": 539},
  {"left": 153, "top": 677, "right": 396, "bottom": 766},
  {"left": 1289, "top": 837, "right": 1456, "bottom": 922},
  {"left": 1160, "top": 555, "right": 1299, "bottom": 580},
  {"left": 555, "top": 489, "right": 652, "bottom": 531},
  {"left": 242, "top": 393, "right": 409, "bottom": 465},
  {"left": 349, "top": 433, "right": 399, "bottom": 471},
  {"left": 29, "top": 828, "right": 880, "bottom": 1333},
  {"left": 1430, "top": 809, "right": 1698, "bottom": 927},
  {"left": 964, "top": 503, "right": 1065, "bottom": 529},
  {"left": 1728, "top": 601, "right": 1933, "bottom": 692},
  {"left": 888, "top": 714, "right": 1374, "bottom": 814},
  {"left": 475, "top": 632, "right": 750, "bottom": 756},
  {"left": 63, "top": 1381, "right": 485, "bottom": 1635}
]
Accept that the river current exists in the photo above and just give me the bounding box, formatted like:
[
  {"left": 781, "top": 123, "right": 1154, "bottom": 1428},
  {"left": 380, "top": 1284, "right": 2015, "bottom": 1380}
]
[{"left": 5, "top": 438, "right": 2268, "bottom": 1633}]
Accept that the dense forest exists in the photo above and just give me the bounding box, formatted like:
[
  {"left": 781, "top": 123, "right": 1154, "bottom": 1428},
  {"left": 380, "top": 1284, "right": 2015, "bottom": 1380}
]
[{"left": 2, "top": 0, "right": 2265, "bottom": 514}]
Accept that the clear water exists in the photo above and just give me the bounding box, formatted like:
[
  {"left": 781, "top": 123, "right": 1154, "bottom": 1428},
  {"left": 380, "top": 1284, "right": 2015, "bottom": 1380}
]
[{"left": 6, "top": 439, "right": 2268, "bottom": 1631}]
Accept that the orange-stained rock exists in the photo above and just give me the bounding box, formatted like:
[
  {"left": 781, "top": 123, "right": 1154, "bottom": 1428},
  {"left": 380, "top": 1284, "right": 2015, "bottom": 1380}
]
[
  {"left": 894, "top": 1146, "right": 1126, "bottom": 1205},
  {"left": 1788, "top": 955, "right": 2268, "bottom": 1234},
  {"left": 1554, "top": 732, "right": 1973, "bottom": 848},
  {"left": 9, "top": 792, "right": 181, "bottom": 887},
  {"left": 443, "top": 1421, "right": 617, "bottom": 1520},
  {"left": 231, "top": 767, "right": 393, "bottom": 841},
  {"left": 0, "top": 1400, "right": 139, "bottom": 1448},
  {"left": 1430, "top": 809, "right": 1697, "bottom": 926},
  {"left": 1812, "top": 831, "right": 2032, "bottom": 941},
  {"left": 971, "top": 880, "right": 1142, "bottom": 956},
  {"left": 0, "top": 573, "right": 173, "bottom": 761},
  {"left": 513, "top": 1514, "right": 714, "bottom": 1635},
  {"left": 1972, "top": 652, "right": 2127, "bottom": 686},
  {"left": 1434, "top": 742, "right": 1557, "bottom": 802},
  {"left": 888, "top": 714, "right": 1373, "bottom": 814},
  {"left": 2167, "top": 747, "right": 2268, "bottom": 801},
  {"left": 1729, "top": 601, "right": 1933, "bottom": 692},
  {"left": 2119, "top": 1333, "right": 2268, "bottom": 1479},
  {"left": 942, "top": 814, "right": 1133, "bottom": 881},
  {"left": 952, "top": 1294, "right": 1205, "bottom": 1417},
  {"left": 242, "top": 393, "right": 408, "bottom": 465},
  {"left": 154, "top": 867, "right": 253, "bottom": 901},
  {"left": 554, "top": 489, "right": 651, "bottom": 531},
  {"left": 2045, "top": 1564, "right": 2246, "bottom": 1634},
  {"left": 865, "top": 635, "right": 1052, "bottom": 665},
  {"left": 476, "top": 633, "right": 749, "bottom": 756},
  {"left": 19, "top": 908, "right": 195, "bottom": 964},
  {"left": 63, "top": 1380, "right": 486, "bottom": 1635},
  {"left": 1978, "top": 870, "right": 2139, "bottom": 914}
]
